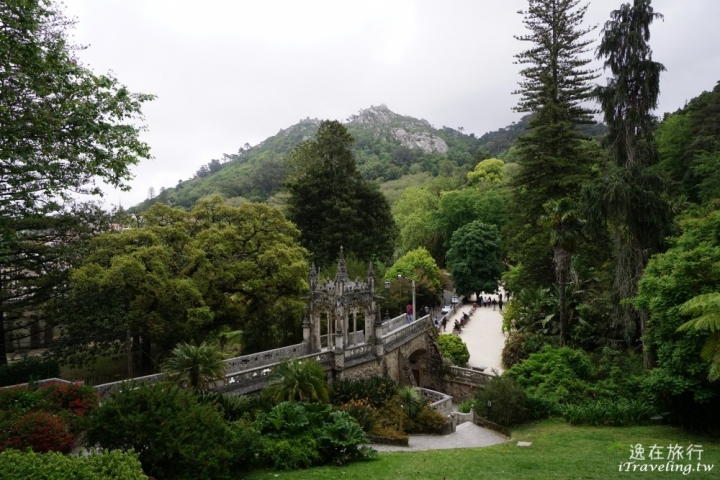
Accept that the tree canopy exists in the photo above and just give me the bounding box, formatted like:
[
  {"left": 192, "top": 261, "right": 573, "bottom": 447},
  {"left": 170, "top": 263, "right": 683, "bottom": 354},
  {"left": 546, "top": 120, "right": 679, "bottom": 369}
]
[
  {"left": 446, "top": 221, "right": 503, "bottom": 299},
  {"left": 384, "top": 248, "right": 444, "bottom": 313},
  {"left": 49, "top": 197, "right": 309, "bottom": 367},
  {"left": 0, "top": 0, "right": 153, "bottom": 364},
  {"left": 0, "top": 0, "right": 153, "bottom": 220},
  {"left": 585, "top": 0, "right": 670, "bottom": 363},
  {"left": 285, "top": 120, "right": 396, "bottom": 267}
]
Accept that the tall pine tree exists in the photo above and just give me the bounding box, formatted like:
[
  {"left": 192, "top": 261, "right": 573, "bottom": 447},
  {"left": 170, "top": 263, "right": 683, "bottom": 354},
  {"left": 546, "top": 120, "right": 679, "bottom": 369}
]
[
  {"left": 508, "top": 0, "right": 598, "bottom": 343},
  {"left": 585, "top": 0, "right": 671, "bottom": 366},
  {"left": 285, "top": 120, "right": 396, "bottom": 267}
]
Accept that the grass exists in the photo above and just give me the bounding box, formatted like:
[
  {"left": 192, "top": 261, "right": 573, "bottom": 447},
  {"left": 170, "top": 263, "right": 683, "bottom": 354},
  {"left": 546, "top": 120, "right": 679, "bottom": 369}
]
[{"left": 246, "top": 419, "right": 720, "bottom": 479}]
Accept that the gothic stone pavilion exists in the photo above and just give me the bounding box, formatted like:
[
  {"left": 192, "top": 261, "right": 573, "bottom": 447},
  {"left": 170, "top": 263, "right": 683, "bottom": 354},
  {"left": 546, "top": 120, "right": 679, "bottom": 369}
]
[{"left": 303, "top": 248, "right": 381, "bottom": 354}]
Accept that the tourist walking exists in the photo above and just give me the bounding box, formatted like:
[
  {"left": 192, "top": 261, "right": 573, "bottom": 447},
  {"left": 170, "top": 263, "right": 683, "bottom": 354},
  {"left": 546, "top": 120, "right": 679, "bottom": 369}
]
[
  {"left": 441, "top": 316, "right": 448, "bottom": 332},
  {"left": 498, "top": 297, "right": 504, "bottom": 311}
]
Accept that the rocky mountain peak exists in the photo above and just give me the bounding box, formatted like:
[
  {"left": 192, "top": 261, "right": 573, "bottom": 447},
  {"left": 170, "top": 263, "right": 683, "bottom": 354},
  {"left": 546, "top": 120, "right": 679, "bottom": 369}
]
[{"left": 346, "top": 104, "right": 399, "bottom": 125}]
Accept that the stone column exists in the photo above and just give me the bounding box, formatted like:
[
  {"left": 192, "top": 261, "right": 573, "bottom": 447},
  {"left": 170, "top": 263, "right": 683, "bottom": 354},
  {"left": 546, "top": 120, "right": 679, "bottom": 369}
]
[{"left": 333, "top": 328, "right": 345, "bottom": 371}]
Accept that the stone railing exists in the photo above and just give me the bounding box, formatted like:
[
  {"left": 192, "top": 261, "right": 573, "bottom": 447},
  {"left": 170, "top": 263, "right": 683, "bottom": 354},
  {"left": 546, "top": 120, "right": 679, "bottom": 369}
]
[
  {"left": 417, "top": 386, "right": 453, "bottom": 416},
  {"left": 0, "top": 378, "right": 75, "bottom": 391},
  {"left": 382, "top": 315, "right": 432, "bottom": 352},
  {"left": 220, "top": 351, "right": 334, "bottom": 395},
  {"left": 448, "top": 365, "right": 495, "bottom": 384},
  {"left": 345, "top": 342, "right": 372, "bottom": 359},
  {"left": 223, "top": 343, "right": 309, "bottom": 374},
  {"left": 94, "top": 372, "right": 165, "bottom": 399},
  {"left": 381, "top": 314, "right": 409, "bottom": 336}
]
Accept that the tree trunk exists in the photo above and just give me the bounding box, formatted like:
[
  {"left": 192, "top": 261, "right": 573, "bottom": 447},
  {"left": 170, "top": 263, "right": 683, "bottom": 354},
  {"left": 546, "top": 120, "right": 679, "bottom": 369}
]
[
  {"left": 554, "top": 247, "right": 571, "bottom": 346},
  {"left": 0, "top": 309, "right": 7, "bottom": 366}
]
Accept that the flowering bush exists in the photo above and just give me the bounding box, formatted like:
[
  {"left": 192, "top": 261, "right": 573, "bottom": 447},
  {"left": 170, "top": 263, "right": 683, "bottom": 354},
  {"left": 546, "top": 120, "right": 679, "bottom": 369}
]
[
  {"left": 45, "top": 383, "right": 98, "bottom": 417},
  {"left": 0, "top": 382, "right": 97, "bottom": 451},
  {"left": 2, "top": 412, "right": 75, "bottom": 453}
]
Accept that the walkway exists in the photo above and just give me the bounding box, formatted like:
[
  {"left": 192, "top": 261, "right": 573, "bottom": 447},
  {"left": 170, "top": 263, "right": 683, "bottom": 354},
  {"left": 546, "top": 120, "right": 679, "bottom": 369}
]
[
  {"left": 443, "top": 296, "right": 506, "bottom": 373},
  {"left": 373, "top": 421, "right": 507, "bottom": 451}
]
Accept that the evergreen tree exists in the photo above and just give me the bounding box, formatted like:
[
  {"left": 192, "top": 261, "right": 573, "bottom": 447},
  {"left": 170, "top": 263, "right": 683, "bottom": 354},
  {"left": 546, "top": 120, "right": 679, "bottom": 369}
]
[
  {"left": 585, "top": 0, "right": 671, "bottom": 365},
  {"left": 285, "top": 120, "right": 396, "bottom": 267},
  {"left": 508, "top": 0, "right": 598, "bottom": 307}
]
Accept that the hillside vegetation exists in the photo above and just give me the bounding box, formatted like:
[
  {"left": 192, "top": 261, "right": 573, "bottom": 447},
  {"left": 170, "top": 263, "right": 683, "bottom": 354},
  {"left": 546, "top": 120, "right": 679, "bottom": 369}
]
[{"left": 134, "top": 105, "right": 536, "bottom": 211}]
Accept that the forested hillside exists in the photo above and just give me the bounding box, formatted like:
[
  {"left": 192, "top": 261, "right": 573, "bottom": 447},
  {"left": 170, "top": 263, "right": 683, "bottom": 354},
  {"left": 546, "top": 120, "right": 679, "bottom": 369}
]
[{"left": 134, "top": 105, "right": 521, "bottom": 211}]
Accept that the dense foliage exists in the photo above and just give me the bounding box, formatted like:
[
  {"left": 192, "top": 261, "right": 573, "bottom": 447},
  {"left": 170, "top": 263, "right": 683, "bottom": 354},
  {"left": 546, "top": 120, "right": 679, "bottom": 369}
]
[
  {"left": 0, "top": 449, "right": 145, "bottom": 480},
  {"left": 437, "top": 334, "right": 470, "bottom": 367},
  {"left": 262, "top": 358, "right": 330, "bottom": 404},
  {"left": 49, "top": 196, "right": 308, "bottom": 367},
  {"left": 0, "top": 382, "right": 98, "bottom": 453},
  {"left": 85, "top": 383, "right": 236, "bottom": 480},
  {"left": 446, "top": 221, "right": 503, "bottom": 298},
  {"left": 0, "top": 357, "right": 59, "bottom": 387},
  {"left": 0, "top": 0, "right": 151, "bottom": 365},
  {"left": 633, "top": 205, "right": 720, "bottom": 431}
]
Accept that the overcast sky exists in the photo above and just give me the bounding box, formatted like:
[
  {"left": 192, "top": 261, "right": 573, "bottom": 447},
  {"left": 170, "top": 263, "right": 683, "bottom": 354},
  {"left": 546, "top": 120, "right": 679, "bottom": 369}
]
[{"left": 61, "top": 0, "right": 720, "bottom": 208}]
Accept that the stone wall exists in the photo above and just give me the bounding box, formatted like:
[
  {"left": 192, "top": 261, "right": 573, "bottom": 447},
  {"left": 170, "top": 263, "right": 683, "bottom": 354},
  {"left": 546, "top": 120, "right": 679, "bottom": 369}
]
[{"left": 443, "top": 366, "right": 495, "bottom": 403}]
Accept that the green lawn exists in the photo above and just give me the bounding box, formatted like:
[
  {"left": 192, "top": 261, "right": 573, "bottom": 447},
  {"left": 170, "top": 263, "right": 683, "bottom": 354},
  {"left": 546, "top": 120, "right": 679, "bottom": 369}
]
[{"left": 246, "top": 420, "right": 719, "bottom": 479}]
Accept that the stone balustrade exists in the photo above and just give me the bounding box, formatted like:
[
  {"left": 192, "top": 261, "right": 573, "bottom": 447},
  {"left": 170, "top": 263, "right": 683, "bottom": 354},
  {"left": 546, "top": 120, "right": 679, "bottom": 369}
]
[
  {"left": 223, "top": 343, "right": 309, "bottom": 374},
  {"left": 219, "top": 351, "right": 334, "bottom": 395},
  {"left": 89, "top": 312, "right": 436, "bottom": 398},
  {"left": 448, "top": 365, "right": 495, "bottom": 383},
  {"left": 382, "top": 315, "right": 432, "bottom": 352},
  {"left": 417, "top": 386, "right": 453, "bottom": 416}
]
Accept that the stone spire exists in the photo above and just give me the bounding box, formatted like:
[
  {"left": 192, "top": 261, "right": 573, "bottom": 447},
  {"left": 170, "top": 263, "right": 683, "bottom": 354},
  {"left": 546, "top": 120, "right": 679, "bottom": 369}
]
[
  {"left": 309, "top": 262, "right": 318, "bottom": 288},
  {"left": 334, "top": 246, "right": 348, "bottom": 283}
]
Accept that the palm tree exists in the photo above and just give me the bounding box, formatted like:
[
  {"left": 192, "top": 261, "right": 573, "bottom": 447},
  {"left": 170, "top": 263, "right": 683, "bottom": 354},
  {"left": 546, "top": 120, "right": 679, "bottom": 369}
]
[
  {"left": 539, "top": 198, "right": 584, "bottom": 345},
  {"left": 162, "top": 342, "right": 227, "bottom": 393},
  {"left": 262, "top": 358, "right": 329, "bottom": 403}
]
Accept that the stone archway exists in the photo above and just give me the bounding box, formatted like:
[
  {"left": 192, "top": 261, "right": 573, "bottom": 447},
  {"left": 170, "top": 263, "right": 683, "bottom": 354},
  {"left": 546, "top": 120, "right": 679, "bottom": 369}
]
[{"left": 408, "top": 348, "right": 429, "bottom": 388}]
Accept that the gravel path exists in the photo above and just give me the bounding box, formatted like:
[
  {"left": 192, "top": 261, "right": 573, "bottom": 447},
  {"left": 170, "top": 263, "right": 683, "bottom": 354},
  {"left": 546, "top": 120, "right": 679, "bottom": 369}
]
[{"left": 373, "top": 422, "right": 508, "bottom": 452}]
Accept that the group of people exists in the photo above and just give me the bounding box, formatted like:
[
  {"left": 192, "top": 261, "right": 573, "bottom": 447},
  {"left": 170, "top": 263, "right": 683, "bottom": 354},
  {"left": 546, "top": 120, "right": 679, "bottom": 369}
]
[
  {"left": 477, "top": 293, "right": 507, "bottom": 311},
  {"left": 433, "top": 315, "right": 448, "bottom": 332}
]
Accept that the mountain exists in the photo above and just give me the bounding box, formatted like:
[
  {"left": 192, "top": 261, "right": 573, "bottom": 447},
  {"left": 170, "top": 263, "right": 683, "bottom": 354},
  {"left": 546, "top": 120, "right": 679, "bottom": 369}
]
[{"left": 134, "top": 105, "right": 604, "bottom": 212}]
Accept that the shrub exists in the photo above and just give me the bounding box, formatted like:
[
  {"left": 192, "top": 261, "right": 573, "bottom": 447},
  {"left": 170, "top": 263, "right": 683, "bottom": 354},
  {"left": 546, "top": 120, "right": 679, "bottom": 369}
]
[
  {"left": 330, "top": 376, "right": 398, "bottom": 409},
  {"left": 2, "top": 412, "right": 75, "bottom": 453},
  {"left": 85, "top": 383, "right": 233, "bottom": 480},
  {"left": 338, "top": 398, "right": 376, "bottom": 432},
  {"left": 397, "top": 386, "right": 425, "bottom": 418},
  {"left": 197, "top": 392, "right": 257, "bottom": 421},
  {"left": 505, "top": 346, "right": 594, "bottom": 404},
  {"left": 559, "top": 399, "right": 656, "bottom": 426},
  {"left": 457, "top": 400, "right": 474, "bottom": 414},
  {"left": 260, "top": 401, "right": 331, "bottom": 438},
  {"left": 0, "top": 357, "right": 60, "bottom": 387},
  {"left": 406, "top": 407, "right": 448, "bottom": 434},
  {"left": 0, "top": 385, "right": 51, "bottom": 413},
  {"left": 475, "top": 375, "right": 528, "bottom": 426},
  {"left": 437, "top": 334, "right": 470, "bottom": 366},
  {"left": 316, "top": 411, "right": 375, "bottom": 465},
  {"left": 45, "top": 383, "right": 99, "bottom": 418},
  {"left": 262, "top": 437, "right": 320, "bottom": 470},
  {"left": 526, "top": 393, "right": 558, "bottom": 419},
  {"left": 0, "top": 448, "right": 145, "bottom": 479},
  {"left": 502, "top": 332, "right": 557, "bottom": 368}
]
